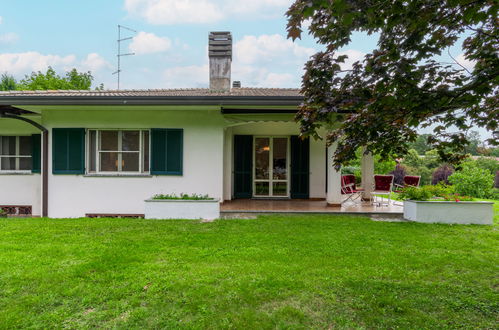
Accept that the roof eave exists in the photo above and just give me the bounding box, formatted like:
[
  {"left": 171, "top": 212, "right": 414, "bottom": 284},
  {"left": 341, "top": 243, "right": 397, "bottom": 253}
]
[{"left": 0, "top": 95, "right": 303, "bottom": 106}]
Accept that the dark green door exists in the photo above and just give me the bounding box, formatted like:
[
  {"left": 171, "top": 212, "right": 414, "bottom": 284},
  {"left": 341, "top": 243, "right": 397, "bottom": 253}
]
[
  {"left": 290, "top": 136, "right": 310, "bottom": 199},
  {"left": 233, "top": 135, "right": 253, "bottom": 198}
]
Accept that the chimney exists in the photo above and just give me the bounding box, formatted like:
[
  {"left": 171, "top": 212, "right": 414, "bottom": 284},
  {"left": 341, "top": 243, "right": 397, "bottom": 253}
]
[
  {"left": 209, "top": 31, "right": 232, "bottom": 91},
  {"left": 232, "top": 81, "right": 241, "bottom": 88}
]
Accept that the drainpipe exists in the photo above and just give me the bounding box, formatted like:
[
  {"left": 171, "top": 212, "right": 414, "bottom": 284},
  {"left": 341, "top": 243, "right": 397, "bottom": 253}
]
[{"left": 0, "top": 113, "right": 49, "bottom": 217}]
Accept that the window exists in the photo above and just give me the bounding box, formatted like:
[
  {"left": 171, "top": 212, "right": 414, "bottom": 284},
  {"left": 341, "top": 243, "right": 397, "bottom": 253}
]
[
  {"left": 88, "top": 130, "right": 149, "bottom": 173},
  {"left": 0, "top": 136, "right": 32, "bottom": 172}
]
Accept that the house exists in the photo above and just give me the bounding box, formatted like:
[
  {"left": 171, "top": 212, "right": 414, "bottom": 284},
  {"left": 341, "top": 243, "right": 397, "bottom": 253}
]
[{"left": 0, "top": 32, "right": 375, "bottom": 218}]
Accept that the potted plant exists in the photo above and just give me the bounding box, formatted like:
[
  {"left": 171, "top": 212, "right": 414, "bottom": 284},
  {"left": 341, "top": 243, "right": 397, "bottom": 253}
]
[
  {"left": 144, "top": 193, "right": 220, "bottom": 220},
  {"left": 399, "top": 185, "right": 493, "bottom": 225}
]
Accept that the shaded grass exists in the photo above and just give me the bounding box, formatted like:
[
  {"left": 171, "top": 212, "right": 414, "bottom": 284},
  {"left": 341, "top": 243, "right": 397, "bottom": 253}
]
[{"left": 0, "top": 207, "right": 498, "bottom": 328}]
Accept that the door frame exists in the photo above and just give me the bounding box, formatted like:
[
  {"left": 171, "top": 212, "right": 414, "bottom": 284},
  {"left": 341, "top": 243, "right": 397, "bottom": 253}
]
[{"left": 252, "top": 136, "right": 291, "bottom": 198}]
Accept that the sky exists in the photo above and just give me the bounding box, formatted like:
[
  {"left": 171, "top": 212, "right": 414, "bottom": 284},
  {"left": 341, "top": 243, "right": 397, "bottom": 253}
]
[
  {"left": 0, "top": 0, "right": 473, "bottom": 90},
  {"left": 0, "top": 0, "right": 486, "bottom": 138}
]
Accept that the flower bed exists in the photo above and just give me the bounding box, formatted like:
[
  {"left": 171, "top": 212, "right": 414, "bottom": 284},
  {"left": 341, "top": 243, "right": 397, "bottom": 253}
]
[
  {"left": 403, "top": 200, "right": 493, "bottom": 224},
  {"left": 145, "top": 193, "right": 219, "bottom": 220}
]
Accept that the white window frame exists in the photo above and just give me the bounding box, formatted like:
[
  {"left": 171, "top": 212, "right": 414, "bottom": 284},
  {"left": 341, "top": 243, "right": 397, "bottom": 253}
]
[
  {"left": 0, "top": 136, "right": 32, "bottom": 173},
  {"left": 87, "top": 129, "right": 150, "bottom": 175}
]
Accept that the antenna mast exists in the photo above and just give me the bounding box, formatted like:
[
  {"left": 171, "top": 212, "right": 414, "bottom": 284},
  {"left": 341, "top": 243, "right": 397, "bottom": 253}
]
[{"left": 112, "top": 25, "right": 136, "bottom": 90}]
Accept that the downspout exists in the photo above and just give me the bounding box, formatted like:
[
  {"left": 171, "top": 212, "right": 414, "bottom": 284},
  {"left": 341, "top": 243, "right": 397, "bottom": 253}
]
[{"left": 0, "top": 113, "right": 49, "bottom": 217}]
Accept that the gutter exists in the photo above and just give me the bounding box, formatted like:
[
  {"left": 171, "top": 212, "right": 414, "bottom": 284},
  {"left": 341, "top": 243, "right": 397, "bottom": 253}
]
[{"left": 0, "top": 95, "right": 303, "bottom": 106}]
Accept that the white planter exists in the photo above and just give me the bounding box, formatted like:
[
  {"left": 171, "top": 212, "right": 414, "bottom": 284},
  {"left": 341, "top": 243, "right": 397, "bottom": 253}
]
[
  {"left": 145, "top": 199, "right": 220, "bottom": 220},
  {"left": 403, "top": 200, "right": 493, "bottom": 225}
]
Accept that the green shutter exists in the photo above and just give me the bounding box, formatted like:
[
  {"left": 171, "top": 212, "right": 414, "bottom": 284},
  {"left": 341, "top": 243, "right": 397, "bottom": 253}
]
[
  {"left": 290, "top": 136, "right": 310, "bottom": 199},
  {"left": 52, "top": 128, "right": 85, "bottom": 174},
  {"left": 233, "top": 135, "right": 253, "bottom": 198},
  {"left": 151, "top": 128, "right": 183, "bottom": 175},
  {"left": 31, "top": 134, "right": 41, "bottom": 173}
]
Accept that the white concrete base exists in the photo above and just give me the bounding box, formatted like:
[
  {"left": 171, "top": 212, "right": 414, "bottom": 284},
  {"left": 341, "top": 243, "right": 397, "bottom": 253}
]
[
  {"left": 144, "top": 199, "right": 220, "bottom": 220},
  {"left": 403, "top": 200, "right": 493, "bottom": 225}
]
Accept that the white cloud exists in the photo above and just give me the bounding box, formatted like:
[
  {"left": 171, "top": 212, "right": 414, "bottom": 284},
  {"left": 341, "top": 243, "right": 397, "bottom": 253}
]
[
  {"left": 456, "top": 53, "right": 475, "bottom": 71},
  {"left": 124, "top": 0, "right": 222, "bottom": 24},
  {"left": 124, "top": 0, "right": 292, "bottom": 25},
  {"left": 0, "top": 32, "right": 19, "bottom": 44},
  {"left": 163, "top": 64, "right": 209, "bottom": 87},
  {"left": 0, "top": 51, "right": 111, "bottom": 77},
  {"left": 0, "top": 16, "right": 3, "bottom": 24},
  {"left": 129, "top": 31, "right": 172, "bottom": 55},
  {"left": 234, "top": 34, "right": 315, "bottom": 65},
  {"left": 335, "top": 49, "right": 365, "bottom": 70},
  {"left": 81, "top": 53, "right": 112, "bottom": 72}
]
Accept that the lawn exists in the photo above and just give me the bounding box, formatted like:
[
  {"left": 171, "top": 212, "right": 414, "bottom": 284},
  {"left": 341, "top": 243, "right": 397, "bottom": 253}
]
[{"left": 0, "top": 205, "right": 498, "bottom": 328}]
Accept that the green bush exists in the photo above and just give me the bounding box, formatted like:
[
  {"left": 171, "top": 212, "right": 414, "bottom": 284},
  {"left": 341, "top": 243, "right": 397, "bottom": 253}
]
[
  {"left": 424, "top": 183, "right": 455, "bottom": 197},
  {"left": 398, "top": 184, "right": 474, "bottom": 201},
  {"left": 448, "top": 162, "right": 494, "bottom": 198},
  {"left": 375, "top": 156, "right": 396, "bottom": 174},
  {"left": 152, "top": 193, "right": 213, "bottom": 200},
  {"left": 473, "top": 157, "right": 499, "bottom": 176},
  {"left": 398, "top": 186, "right": 432, "bottom": 201}
]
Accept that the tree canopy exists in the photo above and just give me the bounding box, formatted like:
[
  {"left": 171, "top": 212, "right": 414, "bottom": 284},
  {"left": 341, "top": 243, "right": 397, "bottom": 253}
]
[
  {"left": 18, "top": 67, "right": 95, "bottom": 90},
  {"left": 286, "top": 0, "right": 498, "bottom": 167},
  {"left": 0, "top": 73, "right": 17, "bottom": 91}
]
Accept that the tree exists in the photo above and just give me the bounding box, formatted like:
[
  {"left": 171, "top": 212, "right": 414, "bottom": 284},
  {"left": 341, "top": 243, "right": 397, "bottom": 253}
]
[
  {"left": 286, "top": 0, "right": 498, "bottom": 167},
  {"left": 463, "top": 130, "right": 482, "bottom": 155},
  {"left": 0, "top": 73, "right": 17, "bottom": 91},
  {"left": 409, "top": 134, "right": 433, "bottom": 155},
  {"left": 18, "top": 67, "right": 94, "bottom": 90}
]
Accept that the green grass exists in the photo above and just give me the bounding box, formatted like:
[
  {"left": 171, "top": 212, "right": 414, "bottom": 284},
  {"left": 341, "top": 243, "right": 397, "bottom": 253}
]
[{"left": 0, "top": 204, "right": 498, "bottom": 328}]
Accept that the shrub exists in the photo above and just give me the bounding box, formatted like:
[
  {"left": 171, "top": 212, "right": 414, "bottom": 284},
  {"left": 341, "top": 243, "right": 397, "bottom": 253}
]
[
  {"left": 432, "top": 164, "right": 454, "bottom": 185},
  {"left": 152, "top": 193, "right": 213, "bottom": 200},
  {"left": 390, "top": 164, "right": 407, "bottom": 186},
  {"left": 403, "top": 149, "right": 424, "bottom": 168},
  {"left": 399, "top": 184, "right": 473, "bottom": 201},
  {"left": 425, "top": 183, "right": 455, "bottom": 197},
  {"left": 474, "top": 157, "right": 499, "bottom": 176},
  {"left": 399, "top": 186, "right": 432, "bottom": 201},
  {"left": 448, "top": 162, "right": 494, "bottom": 198},
  {"left": 375, "top": 155, "right": 397, "bottom": 174},
  {"left": 495, "top": 171, "right": 499, "bottom": 189}
]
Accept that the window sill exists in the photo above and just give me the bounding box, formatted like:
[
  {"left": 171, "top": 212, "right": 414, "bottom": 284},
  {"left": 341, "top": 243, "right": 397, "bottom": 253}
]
[
  {"left": 84, "top": 173, "right": 153, "bottom": 178},
  {"left": 0, "top": 171, "right": 35, "bottom": 176}
]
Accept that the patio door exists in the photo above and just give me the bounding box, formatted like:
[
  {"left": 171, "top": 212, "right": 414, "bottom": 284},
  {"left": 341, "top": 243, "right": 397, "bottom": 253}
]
[{"left": 253, "top": 136, "right": 289, "bottom": 197}]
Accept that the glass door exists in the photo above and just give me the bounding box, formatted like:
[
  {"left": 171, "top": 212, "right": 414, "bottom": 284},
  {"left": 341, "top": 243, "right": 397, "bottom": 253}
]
[{"left": 253, "top": 136, "right": 289, "bottom": 197}]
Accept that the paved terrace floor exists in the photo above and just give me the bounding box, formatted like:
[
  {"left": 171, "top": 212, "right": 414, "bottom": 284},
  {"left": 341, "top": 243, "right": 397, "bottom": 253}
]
[{"left": 221, "top": 199, "right": 403, "bottom": 216}]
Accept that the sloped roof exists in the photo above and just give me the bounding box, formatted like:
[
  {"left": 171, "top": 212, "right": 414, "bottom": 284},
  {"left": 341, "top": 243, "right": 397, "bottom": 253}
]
[
  {"left": 0, "top": 88, "right": 303, "bottom": 107},
  {"left": 0, "top": 88, "right": 302, "bottom": 97}
]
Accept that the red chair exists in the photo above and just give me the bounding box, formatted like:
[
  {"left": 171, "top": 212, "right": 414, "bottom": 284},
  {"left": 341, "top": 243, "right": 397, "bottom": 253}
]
[
  {"left": 373, "top": 175, "right": 394, "bottom": 206},
  {"left": 341, "top": 174, "right": 364, "bottom": 205},
  {"left": 394, "top": 175, "right": 421, "bottom": 192}
]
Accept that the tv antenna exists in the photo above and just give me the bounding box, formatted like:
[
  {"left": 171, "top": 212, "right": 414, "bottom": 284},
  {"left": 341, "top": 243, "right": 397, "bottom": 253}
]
[{"left": 112, "top": 25, "right": 136, "bottom": 90}]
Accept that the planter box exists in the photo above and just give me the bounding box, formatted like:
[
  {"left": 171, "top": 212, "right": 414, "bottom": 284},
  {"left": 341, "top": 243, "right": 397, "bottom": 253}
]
[
  {"left": 145, "top": 199, "right": 220, "bottom": 220},
  {"left": 403, "top": 200, "right": 493, "bottom": 225}
]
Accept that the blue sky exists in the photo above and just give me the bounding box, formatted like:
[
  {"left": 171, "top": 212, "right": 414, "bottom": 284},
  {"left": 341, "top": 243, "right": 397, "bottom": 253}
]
[
  {"left": 1, "top": 0, "right": 472, "bottom": 91},
  {"left": 0, "top": 0, "right": 386, "bottom": 90},
  {"left": 1, "top": 1, "right": 486, "bottom": 139}
]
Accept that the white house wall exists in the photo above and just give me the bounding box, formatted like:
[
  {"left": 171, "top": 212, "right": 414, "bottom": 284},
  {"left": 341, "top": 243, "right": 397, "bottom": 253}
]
[
  {"left": 43, "top": 109, "right": 225, "bottom": 218},
  {"left": 229, "top": 122, "right": 326, "bottom": 199},
  {"left": 2, "top": 110, "right": 329, "bottom": 218},
  {"left": 0, "top": 117, "right": 42, "bottom": 216}
]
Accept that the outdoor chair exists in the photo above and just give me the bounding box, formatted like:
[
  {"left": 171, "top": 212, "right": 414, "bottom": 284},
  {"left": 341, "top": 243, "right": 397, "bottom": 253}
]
[
  {"left": 341, "top": 174, "right": 364, "bottom": 205},
  {"left": 372, "top": 174, "right": 394, "bottom": 206},
  {"left": 393, "top": 175, "right": 421, "bottom": 192}
]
